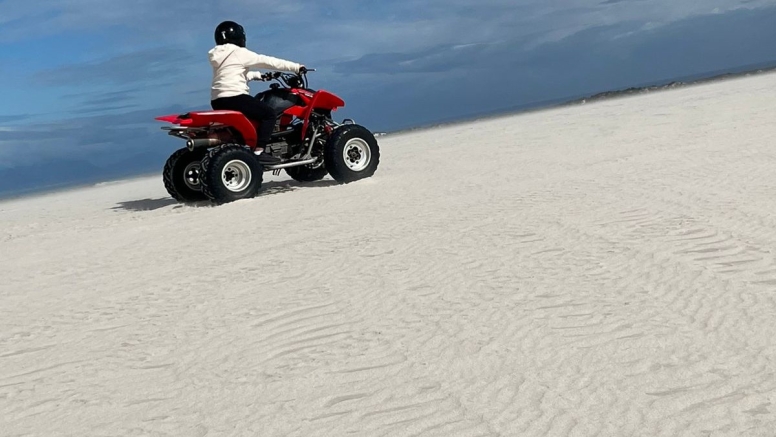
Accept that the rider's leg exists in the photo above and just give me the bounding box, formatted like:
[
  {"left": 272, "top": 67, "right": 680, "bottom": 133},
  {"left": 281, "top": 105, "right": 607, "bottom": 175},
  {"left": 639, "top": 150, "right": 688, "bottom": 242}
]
[{"left": 211, "top": 94, "right": 280, "bottom": 164}]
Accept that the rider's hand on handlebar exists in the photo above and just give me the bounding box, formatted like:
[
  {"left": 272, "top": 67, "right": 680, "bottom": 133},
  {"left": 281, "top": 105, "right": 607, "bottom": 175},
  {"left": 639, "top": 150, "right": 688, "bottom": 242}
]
[
  {"left": 257, "top": 71, "right": 281, "bottom": 81},
  {"left": 247, "top": 71, "right": 264, "bottom": 82}
]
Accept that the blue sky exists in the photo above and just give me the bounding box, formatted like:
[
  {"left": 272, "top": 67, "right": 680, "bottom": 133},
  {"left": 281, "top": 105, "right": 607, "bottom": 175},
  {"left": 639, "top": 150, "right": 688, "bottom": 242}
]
[{"left": 2, "top": 0, "right": 776, "bottom": 194}]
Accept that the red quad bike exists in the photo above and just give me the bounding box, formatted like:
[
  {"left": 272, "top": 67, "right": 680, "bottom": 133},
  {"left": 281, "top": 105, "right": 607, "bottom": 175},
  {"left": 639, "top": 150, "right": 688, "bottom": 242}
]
[{"left": 155, "top": 68, "right": 380, "bottom": 204}]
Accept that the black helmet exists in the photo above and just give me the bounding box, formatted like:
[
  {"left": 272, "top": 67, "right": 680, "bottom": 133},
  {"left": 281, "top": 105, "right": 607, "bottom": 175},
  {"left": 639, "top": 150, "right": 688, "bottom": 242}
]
[{"left": 215, "top": 21, "right": 246, "bottom": 47}]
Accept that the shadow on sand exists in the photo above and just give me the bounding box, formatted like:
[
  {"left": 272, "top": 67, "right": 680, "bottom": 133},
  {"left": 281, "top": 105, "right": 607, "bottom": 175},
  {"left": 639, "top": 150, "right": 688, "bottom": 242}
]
[
  {"left": 111, "top": 179, "right": 341, "bottom": 212},
  {"left": 256, "top": 179, "right": 340, "bottom": 197},
  {"left": 110, "top": 197, "right": 191, "bottom": 212}
]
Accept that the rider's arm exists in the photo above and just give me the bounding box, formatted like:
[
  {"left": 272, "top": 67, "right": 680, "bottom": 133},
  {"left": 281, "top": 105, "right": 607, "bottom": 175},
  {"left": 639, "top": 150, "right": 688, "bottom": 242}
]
[{"left": 238, "top": 48, "right": 302, "bottom": 73}]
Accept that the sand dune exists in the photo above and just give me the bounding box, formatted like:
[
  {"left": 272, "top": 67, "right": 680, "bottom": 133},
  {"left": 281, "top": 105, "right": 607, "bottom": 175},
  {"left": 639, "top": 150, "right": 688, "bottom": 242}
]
[{"left": 2, "top": 72, "right": 776, "bottom": 436}]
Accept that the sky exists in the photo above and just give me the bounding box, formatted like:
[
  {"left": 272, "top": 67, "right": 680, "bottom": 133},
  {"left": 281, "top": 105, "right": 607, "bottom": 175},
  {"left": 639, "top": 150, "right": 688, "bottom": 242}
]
[{"left": 2, "top": 0, "right": 776, "bottom": 195}]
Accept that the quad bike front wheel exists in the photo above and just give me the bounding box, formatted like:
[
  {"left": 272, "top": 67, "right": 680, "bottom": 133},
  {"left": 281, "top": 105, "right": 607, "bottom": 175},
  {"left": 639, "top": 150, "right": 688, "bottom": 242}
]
[
  {"left": 200, "top": 145, "right": 263, "bottom": 204},
  {"left": 162, "top": 147, "right": 208, "bottom": 202},
  {"left": 324, "top": 124, "right": 380, "bottom": 184}
]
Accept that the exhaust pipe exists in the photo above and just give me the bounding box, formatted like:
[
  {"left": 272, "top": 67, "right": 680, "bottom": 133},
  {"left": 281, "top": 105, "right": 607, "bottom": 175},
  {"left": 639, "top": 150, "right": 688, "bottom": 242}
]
[{"left": 186, "top": 138, "right": 222, "bottom": 151}]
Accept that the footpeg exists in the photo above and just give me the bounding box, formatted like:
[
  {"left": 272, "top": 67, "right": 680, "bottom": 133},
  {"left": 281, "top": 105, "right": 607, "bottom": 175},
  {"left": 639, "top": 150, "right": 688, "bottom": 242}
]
[{"left": 264, "top": 157, "right": 318, "bottom": 171}]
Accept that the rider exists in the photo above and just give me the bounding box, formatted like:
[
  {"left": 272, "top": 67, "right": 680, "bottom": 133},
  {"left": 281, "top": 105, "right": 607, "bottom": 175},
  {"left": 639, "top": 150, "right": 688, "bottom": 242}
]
[{"left": 209, "top": 20, "right": 305, "bottom": 165}]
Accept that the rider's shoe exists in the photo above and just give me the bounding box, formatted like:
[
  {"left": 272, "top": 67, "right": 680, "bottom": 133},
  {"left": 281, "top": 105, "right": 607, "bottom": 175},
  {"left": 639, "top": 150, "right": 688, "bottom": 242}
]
[{"left": 254, "top": 149, "right": 281, "bottom": 166}]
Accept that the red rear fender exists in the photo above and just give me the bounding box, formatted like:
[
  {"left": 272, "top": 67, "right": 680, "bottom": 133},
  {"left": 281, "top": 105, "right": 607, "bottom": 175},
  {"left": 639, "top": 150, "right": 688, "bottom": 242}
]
[
  {"left": 154, "top": 110, "right": 258, "bottom": 147},
  {"left": 155, "top": 114, "right": 184, "bottom": 123}
]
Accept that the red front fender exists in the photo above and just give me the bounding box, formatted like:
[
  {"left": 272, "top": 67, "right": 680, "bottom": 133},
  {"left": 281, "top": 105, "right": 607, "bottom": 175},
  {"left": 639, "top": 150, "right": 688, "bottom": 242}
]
[
  {"left": 288, "top": 89, "right": 346, "bottom": 140},
  {"left": 312, "top": 90, "right": 345, "bottom": 111}
]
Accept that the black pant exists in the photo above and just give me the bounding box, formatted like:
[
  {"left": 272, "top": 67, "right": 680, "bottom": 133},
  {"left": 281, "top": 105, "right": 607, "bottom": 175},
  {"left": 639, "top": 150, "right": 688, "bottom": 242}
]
[{"left": 211, "top": 94, "right": 275, "bottom": 148}]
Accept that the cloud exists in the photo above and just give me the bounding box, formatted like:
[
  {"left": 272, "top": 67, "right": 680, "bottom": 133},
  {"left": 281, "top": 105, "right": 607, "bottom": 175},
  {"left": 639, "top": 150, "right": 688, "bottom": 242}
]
[
  {"left": 333, "top": 41, "right": 515, "bottom": 75},
  {"left": 34, "top": 47, "right": 195, "bottom": 86},
  {"left": 0, "top": 114, "right": 31, "bottom": 124},
  {"left": 332, "top": 0, "right": 776, "bottom": 78},
  {"left": 3, "top": 0, "right": 773, "bottom": 54},
  {"left": 600, "top": 0, "right": 643, "bottom": 4},
  {"left": 0, "top": 0, "right": 306, "bottom": 43},
  {"left": 330, "top": 4, "right": 776, "bottom": 132},
  {"left": 0, "top": 104, "right": 194, "bottom": 171},
  {"left": 76, "top": 89, "right": 142, "bottom": 107},
  {"left": 70, "top": 104, "right": 138, "bottom": 115}
]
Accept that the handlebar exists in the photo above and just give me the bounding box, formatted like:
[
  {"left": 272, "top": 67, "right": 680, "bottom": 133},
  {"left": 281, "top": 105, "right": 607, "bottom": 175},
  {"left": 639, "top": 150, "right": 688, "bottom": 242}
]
[{"left": 258, "top": 67, "right": 316, "bottom": 89}]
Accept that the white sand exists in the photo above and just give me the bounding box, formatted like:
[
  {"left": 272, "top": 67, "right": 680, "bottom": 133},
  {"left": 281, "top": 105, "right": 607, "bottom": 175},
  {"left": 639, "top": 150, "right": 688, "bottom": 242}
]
[{"left": 3, "top": 73, "right": 776, "bottom": 437}]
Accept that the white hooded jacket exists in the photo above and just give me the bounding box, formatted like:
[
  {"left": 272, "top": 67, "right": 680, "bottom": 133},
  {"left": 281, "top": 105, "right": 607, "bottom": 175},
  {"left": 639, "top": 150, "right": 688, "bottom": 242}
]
[{"left": 208, "top": 43, "right": 302, "bottom": 101}]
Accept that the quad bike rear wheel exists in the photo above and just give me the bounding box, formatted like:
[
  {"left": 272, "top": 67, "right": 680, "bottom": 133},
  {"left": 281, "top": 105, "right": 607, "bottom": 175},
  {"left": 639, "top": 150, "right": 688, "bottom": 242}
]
[
  {"left": 200, "top": 145, "right": 263, "bottom": 204},
  {"left": 324, "top": 124, "right": 380, "bottom": 184},
  {"left": 162, "top": 147, "right": 208, "bottom": 202}
]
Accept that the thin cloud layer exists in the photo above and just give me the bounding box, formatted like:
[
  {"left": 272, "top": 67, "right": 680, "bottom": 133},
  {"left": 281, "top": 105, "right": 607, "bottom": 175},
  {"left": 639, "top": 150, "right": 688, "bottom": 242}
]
[{"left": 2, "top": 0, "right": 773, "bottom": 49}]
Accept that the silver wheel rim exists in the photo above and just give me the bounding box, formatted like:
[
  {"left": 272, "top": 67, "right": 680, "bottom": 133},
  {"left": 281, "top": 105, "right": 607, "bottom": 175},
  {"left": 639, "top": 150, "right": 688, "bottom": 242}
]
[
  {"left": 221, "top": 160, "right": 252, "bottom": 192},
  {"left": 343, "top": 138, "right": 371, "bottom": 172},
  {"left": 183, "top": 162, "right": 201, "bottom": 191}
]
